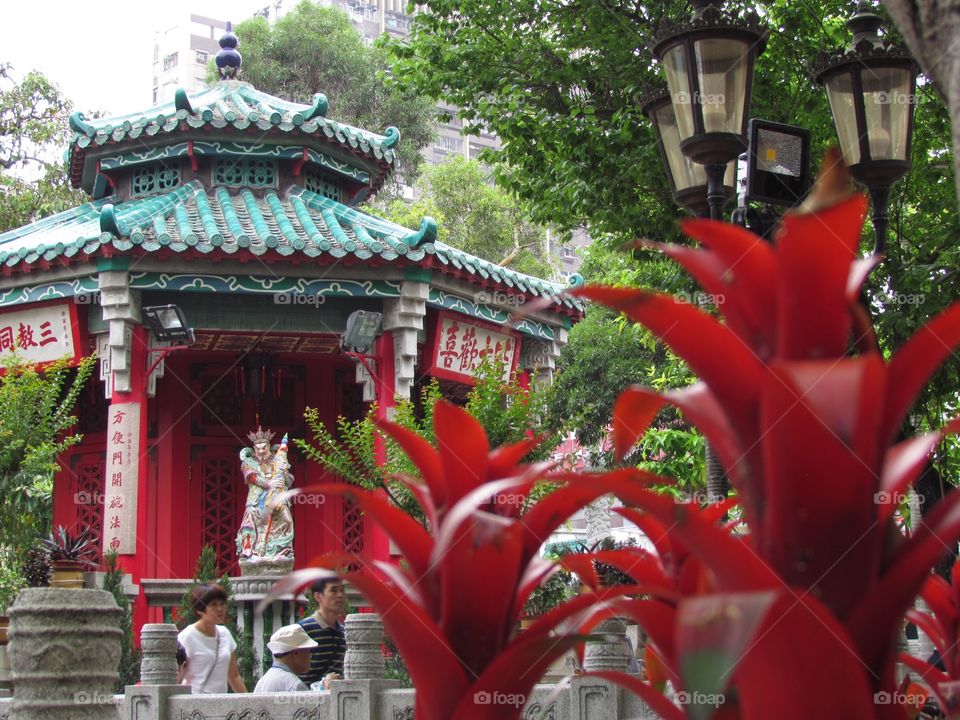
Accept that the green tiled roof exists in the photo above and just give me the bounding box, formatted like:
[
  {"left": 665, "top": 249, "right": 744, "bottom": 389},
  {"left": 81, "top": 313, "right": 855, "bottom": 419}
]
[
  {"left": 0, "top": 181, "right": 580, "bottom": 312},
  {"left": 67, "top": 81, "right": 399, "bottom": 191}
]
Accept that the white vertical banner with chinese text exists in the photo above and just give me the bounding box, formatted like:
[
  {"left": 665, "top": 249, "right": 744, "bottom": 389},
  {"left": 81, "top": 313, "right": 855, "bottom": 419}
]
[
  {"left": 0, "top": 301, "right": 82, "bottom": 367},
  {"left": 427, "top": 312, "right": 520, "bottom": 384},
  {"left": 103, "top": 403, "right": 140, "bottom": 555}
]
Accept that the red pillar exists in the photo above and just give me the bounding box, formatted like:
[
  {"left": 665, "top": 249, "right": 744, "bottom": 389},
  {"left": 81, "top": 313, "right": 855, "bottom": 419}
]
[
  {"left": 105, "top": 324, "right": 150, "bottom": 631},
  {"left": 369, "top": 331, "right": 396, "bottom": 563},
  {"left": 517, "top": 369, "right": 532, "bottom": 392}
]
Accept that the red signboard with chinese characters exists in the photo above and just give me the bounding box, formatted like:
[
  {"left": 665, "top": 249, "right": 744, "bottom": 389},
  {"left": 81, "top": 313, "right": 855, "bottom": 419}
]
[
  {"left": 0, "top": 300, "right": 82, "bottom": 370},
  {"left": 426, "top": 312, "right": 520, "bottom": 384},
  {"left": 103, "top": 402, "right": 140, "bottom": 555}
]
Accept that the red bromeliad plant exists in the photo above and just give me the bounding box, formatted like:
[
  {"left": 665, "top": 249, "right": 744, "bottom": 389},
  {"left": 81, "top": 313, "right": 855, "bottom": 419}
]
[
  {"left": 571, "top": 155, "right": 960, "bottom": 718},
  {"left": 902, "top": 556, "right": 960, "bottom": 715},
  {"left": 267, "top": 400, "right": 668, "bottom": 720}
]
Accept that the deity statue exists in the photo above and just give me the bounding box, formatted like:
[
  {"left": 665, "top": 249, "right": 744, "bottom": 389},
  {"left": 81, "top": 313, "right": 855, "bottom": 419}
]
[{"left": 236, "top": 427, "right": 294, "bottom": 574}]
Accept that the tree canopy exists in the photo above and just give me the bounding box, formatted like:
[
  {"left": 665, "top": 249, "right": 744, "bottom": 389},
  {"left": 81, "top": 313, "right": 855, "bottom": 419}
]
[
  {"left": 0, "top": 353, "right": 95, "bottom": 556},
  {"left": 387, "top": 0, "right": 959, "bottom": 484},
  {"left": 230, "top": 1, "right": 436, "bottom": 189},
  {"left": 0, "top": 64, "right": 85, "bottom": 233},
  {"left": 380, "top": 156, "right": 554, "bottom": 278}
]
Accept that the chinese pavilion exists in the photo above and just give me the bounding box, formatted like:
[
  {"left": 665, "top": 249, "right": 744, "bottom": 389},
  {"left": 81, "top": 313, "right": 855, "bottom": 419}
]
[{"left": 0, "top": 28, "right": 580, "bottom": 628}]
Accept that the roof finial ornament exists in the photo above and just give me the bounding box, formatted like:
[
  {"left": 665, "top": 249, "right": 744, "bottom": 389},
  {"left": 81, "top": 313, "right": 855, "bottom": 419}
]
[{"left": 216, "top": 21, "right": 242, "bottom": 80}]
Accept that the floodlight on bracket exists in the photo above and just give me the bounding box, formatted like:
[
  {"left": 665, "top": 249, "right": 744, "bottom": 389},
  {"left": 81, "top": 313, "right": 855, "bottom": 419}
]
[{"left": 142, "top": 304, "right": 195, "bottom": 378}]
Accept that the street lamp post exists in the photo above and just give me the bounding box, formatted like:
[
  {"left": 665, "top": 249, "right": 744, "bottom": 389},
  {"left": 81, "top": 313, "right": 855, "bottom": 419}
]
[
  {"left": 641, "top": 86, "right": 737, "bottom": 218},
  {"left": 813, "top": 5, "right": 919, "bottom": 254},
  {"left": 641, "top": 84, "right": 738, "bottom": 504},
  {"left": 652, "top": 0, "right": 767, "bottom": 220},
  {"left": 643, "top": 1, "right": 917, "bottom": 504}
]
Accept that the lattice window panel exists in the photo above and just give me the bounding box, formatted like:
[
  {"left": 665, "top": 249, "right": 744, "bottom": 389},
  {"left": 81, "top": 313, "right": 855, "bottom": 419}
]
[
  {"left": 132, "top": 164, "right": 180, "bottom": 196},
  {"left": 214, "top": 158, "right": 277, "bottom": 187},
  {"left": 342, "top": 497, "right": 364, "bottom": 562},
  {"left": 339, "top": 375, "right": 366, "bottom": 569},
  {"left": 338, "top": 372, "right": 367, "bottom": 424},
  {"left": 200, "top": 455, "right": 238, "bottom": 573},
  {"left": 194, "top": 366, "right": 244, "bottom": 436},
  {"left": 303, "top": 166, "right": 342, "bottom": 202},
  {"left": 73, "top": 454, "right": 105, "bottom": 565},
  {"left": 77, "top": 377, "right": 108, "bottom": 435}
]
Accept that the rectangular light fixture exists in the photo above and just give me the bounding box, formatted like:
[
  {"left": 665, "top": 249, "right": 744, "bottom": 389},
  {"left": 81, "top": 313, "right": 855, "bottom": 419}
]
[
  {"left": 142, "top": 304, "right": 195, "bottom": 343},
  {"left": 340, "top": 310, "right": 382, "bottom": 354},
  {"left": 745, "top": 119, "right": 811, "bottom": 207}
]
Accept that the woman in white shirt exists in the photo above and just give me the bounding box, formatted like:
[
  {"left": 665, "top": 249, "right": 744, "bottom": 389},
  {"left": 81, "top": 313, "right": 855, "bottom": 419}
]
[{"left": 177, "top": 584, "right": 247, "bottom": 693}]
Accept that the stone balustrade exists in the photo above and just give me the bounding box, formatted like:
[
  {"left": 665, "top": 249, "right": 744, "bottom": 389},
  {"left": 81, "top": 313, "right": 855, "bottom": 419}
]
[{"left": 0, "top": 612, "right": 661, "bottom": 720}]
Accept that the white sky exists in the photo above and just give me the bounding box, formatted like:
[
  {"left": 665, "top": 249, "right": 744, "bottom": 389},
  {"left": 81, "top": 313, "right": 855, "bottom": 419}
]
[{"left": 3, "top": 0, "right": 270, "bottom": 115}]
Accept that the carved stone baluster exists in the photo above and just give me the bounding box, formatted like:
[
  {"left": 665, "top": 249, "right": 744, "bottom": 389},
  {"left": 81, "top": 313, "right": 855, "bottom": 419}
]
[
  {"left": 139, "top": 624, "right": 179, "bottom": 686},
  {"left": 582, "top": 617, "right": 631, "bottom": 672},
  {"left": 343, "top": 613, "right": 385, "bottom": 680}
]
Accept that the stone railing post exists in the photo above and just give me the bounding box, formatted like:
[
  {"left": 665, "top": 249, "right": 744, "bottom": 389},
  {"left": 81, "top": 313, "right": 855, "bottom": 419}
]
[
  {"left": 123, "top": 623, "right": 188, "bottom": 720},
  {"left": 332, "top": 613, "right": 399, "bottom": 720},
  {"left": 582, "top": 617, "right": 632, "bottom": 672},
  {"left": 8, "top": 588, "right": 121, "bottom": 720},
  {"left": 569, "top": 675, "right": 623, "bottom": 720},
  {"left": 139, "top": 624, "right": 178, "bottom": 685},
  {"left": 343, "top": 613, "right": 385, "bottom": 680}
]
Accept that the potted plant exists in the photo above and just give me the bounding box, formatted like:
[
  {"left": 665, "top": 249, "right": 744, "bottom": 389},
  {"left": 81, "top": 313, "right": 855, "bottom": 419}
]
[{"left": 40, "top": 526, "right": 97, "bottom": 588}]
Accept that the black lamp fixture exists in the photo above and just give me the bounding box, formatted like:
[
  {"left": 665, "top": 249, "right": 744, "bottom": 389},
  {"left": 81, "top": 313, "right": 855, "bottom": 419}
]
[
  {"left": 142, "top": 305, "right": 195, "bottom": 343},
  {"left": 814, "top": 3, "right": 919, "bottom": 253},
  {"left": 340, "top": 310, "right": 382, "bottom": 355},
  {"left": 653, "top": 0, "right": 767, "bottom": 220},
  {"left": 641, "top": 85, "right": 737, "bottom": 218},
  {"left": 744, "top": 119, "right": 811, "bottom": 208}
]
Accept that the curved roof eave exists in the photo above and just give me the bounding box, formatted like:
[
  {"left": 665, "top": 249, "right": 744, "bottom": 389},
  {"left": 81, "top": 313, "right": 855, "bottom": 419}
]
[{"left": 0, "top": 183, "right": 583, "bottom": 317}]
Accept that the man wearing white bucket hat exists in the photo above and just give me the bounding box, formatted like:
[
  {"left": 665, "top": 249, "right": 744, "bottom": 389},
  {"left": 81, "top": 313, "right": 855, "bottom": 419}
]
[{"left": 253, "top": 624, "right": 318, "bottom": 693}]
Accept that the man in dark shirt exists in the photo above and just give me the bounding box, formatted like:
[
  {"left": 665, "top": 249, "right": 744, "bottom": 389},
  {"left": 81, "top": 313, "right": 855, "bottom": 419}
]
[{"left": 297, "top": 576, "right": 347, "bottom": 688}]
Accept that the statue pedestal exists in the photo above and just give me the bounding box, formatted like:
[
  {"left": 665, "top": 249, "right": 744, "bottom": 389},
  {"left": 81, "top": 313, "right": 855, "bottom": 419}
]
[
  {"left": 231, "top": 575, "right": 302, "bottom": 674},
  {"left": 237, "top": 556, "right": 294, "bottom": 577}
]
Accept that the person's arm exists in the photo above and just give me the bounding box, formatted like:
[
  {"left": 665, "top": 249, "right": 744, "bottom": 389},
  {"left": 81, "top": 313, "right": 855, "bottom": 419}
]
[
  {"left": 176, "top": 636, "right": 189, "bottom": 685},
  {"left": 227, "top": 652, "right": 247, "bottom": 693}
]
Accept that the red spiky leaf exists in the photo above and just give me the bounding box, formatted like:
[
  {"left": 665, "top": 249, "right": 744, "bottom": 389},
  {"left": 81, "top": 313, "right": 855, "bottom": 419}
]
[
  {"left": 611, "top": 386, "right": 665, "bottom": 461},
  {"left": 883, "top": 302, "right": 960, "bottom": 443}
]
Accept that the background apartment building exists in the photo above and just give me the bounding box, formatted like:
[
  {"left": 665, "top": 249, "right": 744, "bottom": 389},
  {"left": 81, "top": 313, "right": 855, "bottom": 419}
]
[{"left": 153, "top": 14, "right": 227, "bottom": 105}]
